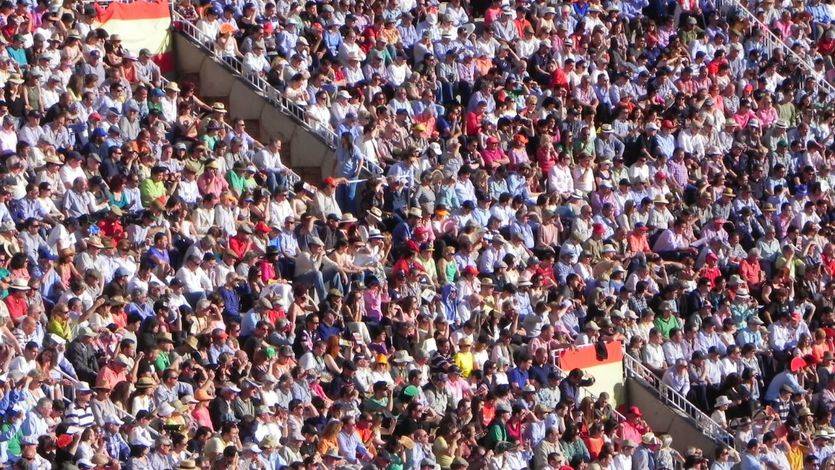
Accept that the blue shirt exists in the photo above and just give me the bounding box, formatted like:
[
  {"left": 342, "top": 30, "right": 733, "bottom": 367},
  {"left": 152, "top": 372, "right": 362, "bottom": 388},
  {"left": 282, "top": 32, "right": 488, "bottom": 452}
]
[
  {"left": 12, "top": 197, "right": 46, "bottom": 223},
  {"left": 507, "top": 366, "right": 529, "bottom": 390},
  {"left": 764, "top": 371, "right": 803, "bottom": 402},
  {"left": 220, "top": 286, "right": 241, "bottom": 322},
  {"left": 740, "top": 452, "right": 763, "bottom": 470},
  {"left": 334, "top": 145, "right": 363, "bottom": 179}
]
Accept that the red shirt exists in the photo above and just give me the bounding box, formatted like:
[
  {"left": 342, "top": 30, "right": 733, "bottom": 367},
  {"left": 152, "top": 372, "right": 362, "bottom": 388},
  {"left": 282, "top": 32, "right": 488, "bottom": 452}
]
[
  {"left": 98, "top": 219, "right": 126, "bottom": 241},
  {"left": 739, "top": 258, "right": 764, "bottom": 286},
  {"left": 465, "top": 111, "right": 483, "bottom": 135},
  {"left": 229, "top": 234, "right": 252, "bottom": 259},
  {"left": 5, "top": 294, "right": 27, "bottom": 324},
  {"left": 96, "top": 365, "right": 127, "bottom": 389},
  {"left": 699, "top": 265, "right": 722, "bottom": 288}
]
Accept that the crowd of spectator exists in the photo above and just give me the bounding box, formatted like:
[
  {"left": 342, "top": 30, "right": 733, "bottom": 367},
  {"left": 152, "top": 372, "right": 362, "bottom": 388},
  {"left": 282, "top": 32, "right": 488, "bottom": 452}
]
[{"left": 0, "top": 0, "right": 830, "bottom": 468}]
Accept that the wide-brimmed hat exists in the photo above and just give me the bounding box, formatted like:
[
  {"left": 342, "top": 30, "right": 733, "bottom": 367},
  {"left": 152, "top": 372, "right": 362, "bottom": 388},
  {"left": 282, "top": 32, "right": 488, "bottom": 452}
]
[
  {"left": 714, "top": 395, "right": 732, "bottom": 408},
  {"left": 391, "top": 349, "right": 415, "bottom": 362},
  {"left": 8, "top": 279, "right": 30, "bottom": 291},
  {"left": 135, "top": 376, "right": 156, "bottom": 389}
]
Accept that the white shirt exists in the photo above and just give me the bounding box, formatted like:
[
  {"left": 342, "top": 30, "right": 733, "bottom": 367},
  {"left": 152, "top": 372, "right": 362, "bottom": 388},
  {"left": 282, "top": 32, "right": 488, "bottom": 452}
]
[{"left": 174, "top": 266, "right": 212, "bottom": 293}]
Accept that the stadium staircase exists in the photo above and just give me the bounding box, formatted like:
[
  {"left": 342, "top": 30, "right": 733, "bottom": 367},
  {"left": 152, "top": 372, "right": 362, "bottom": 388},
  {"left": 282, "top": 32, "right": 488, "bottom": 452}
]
[
  {"left": 170, "top": 10, "right": 336, "bottom": 184},
  {"left": 622, "top": 353, "right": 736, "bottom": 454}
]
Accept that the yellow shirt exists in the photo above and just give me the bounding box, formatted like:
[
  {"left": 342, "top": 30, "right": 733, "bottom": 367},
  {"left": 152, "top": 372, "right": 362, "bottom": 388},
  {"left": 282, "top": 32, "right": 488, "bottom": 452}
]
[
  {"left": 787, "top": 444, "right": 806, "bottom": 470},
  {"left": 453, "top": 351, "right": 475, "bottom": 378},
  {"left": 47, "top": 317, "right": 72, "bottom": 342}
]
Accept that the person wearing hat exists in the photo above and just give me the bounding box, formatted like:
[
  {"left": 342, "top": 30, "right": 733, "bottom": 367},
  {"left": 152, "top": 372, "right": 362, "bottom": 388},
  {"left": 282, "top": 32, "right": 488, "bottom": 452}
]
[
  {"left": 65, "top": 325, "right": 101, "bottom": 384},
  {"left": 595, "top": 123, "right": 625, "bottom": 162},
  {"left": 452, "top": 336, "right": 475, "bottom": 378}
]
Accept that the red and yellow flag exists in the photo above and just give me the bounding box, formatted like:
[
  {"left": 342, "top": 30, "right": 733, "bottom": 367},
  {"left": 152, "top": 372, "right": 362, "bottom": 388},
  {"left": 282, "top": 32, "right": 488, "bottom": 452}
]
[{"left": 94, "top": 0, "right": 174, "bottom": 72}]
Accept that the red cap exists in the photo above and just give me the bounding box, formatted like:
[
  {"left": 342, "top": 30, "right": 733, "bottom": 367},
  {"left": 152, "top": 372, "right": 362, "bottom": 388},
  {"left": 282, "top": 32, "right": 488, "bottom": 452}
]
[
  {"left": 464, "top": 266, "right": 479, "bottom": 276},
  {"left": 628, "top": 405, "right": 642, "bottom": 417},
  {"left": 89, "top": 112, "right": 102, "bottom": 122},
  {"left": 487, "top": 136, "right": 499, "bottom": 144},
  {"left": 655, "top": 171, "right": 667, "bottom": 180},
  {"left": 263, "top": 22, "right": 274, "bottom": 33},
  {"left": 706, "top": 252, "right": 719, "bottom": 262},
  {"left": 662, "top": 119, "right": 676, "bottom": 129},
  {"left": 415, "top": 226, "right": 429, "bottom": 235},
  {"left": 592, "top": 223, "right": 605, "bottom": 235},
  {"left": 255, "top": 221, "right": 271, "bottom": 234},
  {"left": 323, "top": 177, "right": 337, "bottom": 187},
  {"left": 57, "top": 434, "right": 74, "bottom": 448}
]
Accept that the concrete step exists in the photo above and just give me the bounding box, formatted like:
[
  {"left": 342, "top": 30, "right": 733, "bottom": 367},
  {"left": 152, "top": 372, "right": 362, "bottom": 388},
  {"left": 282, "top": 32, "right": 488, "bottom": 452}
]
[
  {"left": 295, "top": 167, "right": 322, "bottom": 186},
  {"left": 243, "top": 119, "right": 261, "bottom": 141}
]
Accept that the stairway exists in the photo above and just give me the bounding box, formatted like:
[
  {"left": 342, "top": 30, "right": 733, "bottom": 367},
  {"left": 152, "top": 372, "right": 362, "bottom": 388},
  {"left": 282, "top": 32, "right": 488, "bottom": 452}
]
[
  {"left": 623, "top": 353, "right": 736, "bottom": 455},
  {"left": 171, "top": 10, "right": 335, "bottom": 184}
]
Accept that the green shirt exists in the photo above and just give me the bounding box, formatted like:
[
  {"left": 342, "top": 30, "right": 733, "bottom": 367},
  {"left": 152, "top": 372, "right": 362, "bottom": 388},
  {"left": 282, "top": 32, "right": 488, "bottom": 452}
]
[
  {"left": 226, "top": 170, "right": 256, "bottom": 196},
  {"left": 154, "top": 351, "right": 170, "bottom": 372},
  {"left": 139, "top": 178, "right": 166, "bottom": 207},
  {"left": 654, "top": 314, "right": 681, "bottom": 339}
]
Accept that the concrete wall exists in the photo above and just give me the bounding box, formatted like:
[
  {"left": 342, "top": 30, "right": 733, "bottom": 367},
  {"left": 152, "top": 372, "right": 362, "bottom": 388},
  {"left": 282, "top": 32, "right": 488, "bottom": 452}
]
[
  {"left": 173, "top": 33, "right": 334, "bottom": 181},
  {"left": 626, "top": 378, "right": 719, "bottom": 456}
]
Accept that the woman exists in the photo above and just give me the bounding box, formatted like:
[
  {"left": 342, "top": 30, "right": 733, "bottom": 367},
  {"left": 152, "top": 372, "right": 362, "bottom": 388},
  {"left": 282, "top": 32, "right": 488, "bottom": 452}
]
[
  {"left": 316, "top": 420, "right": 342, "bottom": 456},
  {"left": 54, "top": 248, "right": 81, "bottom": 291},
  {"left": 369, "top": 354, "right": 394, "bottom": 387},
  {"left": 323, "top": 335, "right": 346, "bottom": 377},
  {"left": 107, "top": 175, "right": 130, "bottom": 209},
  {"left": 127, "top": 441, "right": 152, "bottom": 470},
  {"left": 4, "top": 74, "right": 25, "bottom": 118},
  {"left": 559, "top": 422, "right": 590, "bottom": 465},
  {"left": 129, "top": 376, "right": 157, "bottom": 414},
  {"left": 35, "top": 348, "right": 64, "bottom": 401}
]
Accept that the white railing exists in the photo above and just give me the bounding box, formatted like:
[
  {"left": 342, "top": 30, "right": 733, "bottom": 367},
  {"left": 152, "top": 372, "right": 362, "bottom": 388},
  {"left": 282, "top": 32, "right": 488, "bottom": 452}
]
[
  {"left": 171, "top": 9, "right": 339, "bottom": 150},
  {"left": 623, "top": 353, "right": 737, "bottom": 449},
  {"left": 712, "top": 0, "right": 835, "bottom": 102}
]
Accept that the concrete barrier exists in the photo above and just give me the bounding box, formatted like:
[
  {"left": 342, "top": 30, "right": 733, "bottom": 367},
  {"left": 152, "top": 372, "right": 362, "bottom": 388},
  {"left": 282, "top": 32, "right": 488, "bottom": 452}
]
[
  {"left": 173, "top": 33, "right": 334, "bottom": 183},
  {"left": 626, "top": 377, "right": 720, "bottom": 456}
]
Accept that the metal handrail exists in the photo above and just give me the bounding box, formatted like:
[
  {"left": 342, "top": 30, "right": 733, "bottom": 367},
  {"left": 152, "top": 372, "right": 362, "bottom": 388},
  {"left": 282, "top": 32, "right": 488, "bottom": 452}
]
[
  {"left": 622, "top": 352, "right": 737, "bottom": 449},
  {"left": 171, "top": 9, "right": 339, "bottom": 150},
  {"left": 714, "top": 0, "right": 835, "bottom": 102}
]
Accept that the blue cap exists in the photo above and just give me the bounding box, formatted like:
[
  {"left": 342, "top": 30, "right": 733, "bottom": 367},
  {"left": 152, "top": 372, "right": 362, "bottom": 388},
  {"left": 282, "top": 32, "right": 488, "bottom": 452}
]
[
  {"left": 151, "top": 88, "right": 165, "bottom": 97},
  {"left": 115, "top": 267, "right": 130, "bottom": 277},
  {"left": 38, "top": 247, "right": 58, "bottom": 261},
  {"left": 91, "top": 128, "right": 107, "bottom": 138}
]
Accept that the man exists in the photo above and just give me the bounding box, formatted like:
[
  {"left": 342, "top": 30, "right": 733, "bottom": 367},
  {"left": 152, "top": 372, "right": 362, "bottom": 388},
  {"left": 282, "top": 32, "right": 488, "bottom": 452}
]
[
  {"left": 209, "top": 383, "right": 240, "bottom": 429},
  {"left": 21, "top": 398, "right": 53, "bottom": 441},
  {"left": 65, "top": 326, "right": 100, "bottom": 383},
  {"left": 741, "top": 439, "right": 764, "bottom": 470},
  {"left": 661, "top": 359, "right": 691, "bottom": 397},
  {"left": 338, "top": 415, "right": 371, "bottom": 464},
  {"left": 65, "top": 382, "right": 96, "bottom": 429},
  {"left": 254, "top": 136, "right": 288, "bottom": 192},
  {"left": 533, "top": 427, "right": 561, "bottom": 469},
  {"left": 175, "top": 254, "right": 213, "bottom": 306},
  {"left": 148, "top": 435, "right": 176, "bottom": 469},
  {"left": 14, "top": 435, "right": 50, "bottom": 469},
  {"left": 632, "top": 433, "right": 658, "bottom": 470}
]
